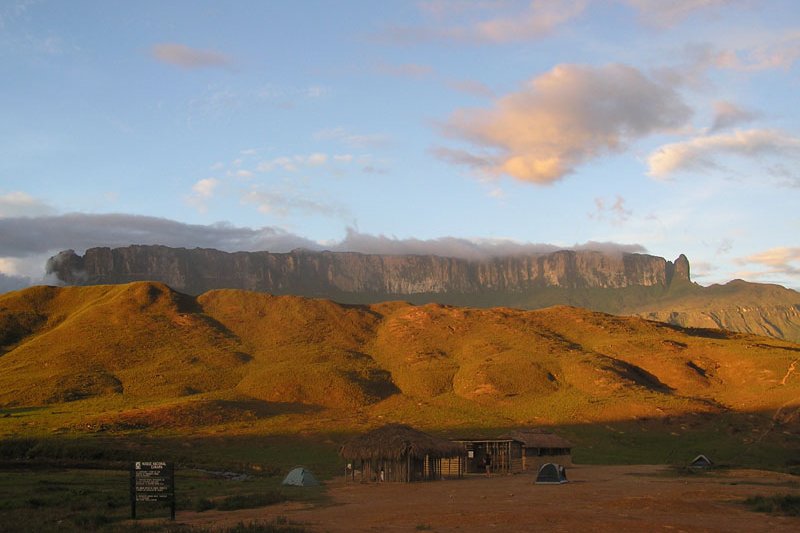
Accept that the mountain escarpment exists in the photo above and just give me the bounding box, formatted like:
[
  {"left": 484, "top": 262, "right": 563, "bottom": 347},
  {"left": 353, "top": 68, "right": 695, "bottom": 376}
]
[
  {"left": 45, "top": 246, "right": 800, "bottom": 342},
  {"left": 47, "top": 246, "right": 689, "bottom": 296}
]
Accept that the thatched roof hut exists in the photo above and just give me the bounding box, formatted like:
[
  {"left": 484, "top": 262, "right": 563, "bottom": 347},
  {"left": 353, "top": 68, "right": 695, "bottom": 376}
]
[{"left": 340, "top": 424, "right": 463, "bottom": 482}]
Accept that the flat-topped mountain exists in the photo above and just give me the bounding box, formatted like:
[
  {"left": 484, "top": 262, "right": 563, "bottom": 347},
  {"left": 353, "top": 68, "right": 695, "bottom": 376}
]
[
  {"left": 47, "top": 246, "right": 690, "bottom": 296},
  {"left": 45, "top": 246, "right": 800, "bottom": 343}
]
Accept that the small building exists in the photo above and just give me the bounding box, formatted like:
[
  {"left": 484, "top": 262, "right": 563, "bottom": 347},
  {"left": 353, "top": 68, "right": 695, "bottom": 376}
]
[
  {"left": 500, "top": 429, "right": 573, "bottom": 471},
  {"left": 444, "top": 438, "right": 525, "bottom": 475},
  {"left": 340, "top": 424, "right": 464, "bottom": 482}
]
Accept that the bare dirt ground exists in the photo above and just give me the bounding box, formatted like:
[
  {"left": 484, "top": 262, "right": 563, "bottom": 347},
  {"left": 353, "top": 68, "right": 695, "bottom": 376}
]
[{"left": 177, "top": 465, "right": 799, "bottom": 532}]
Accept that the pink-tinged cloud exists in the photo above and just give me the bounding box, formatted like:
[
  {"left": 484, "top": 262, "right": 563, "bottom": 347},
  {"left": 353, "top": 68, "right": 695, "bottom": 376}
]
[
  {"left": 715, "top": 30, "right": 800, "bottom": 71},
  {"left": 241, "top": 189, "right": 350, "bottom": 220},
  {"left": 626, "top": 0, "right": 738, "bottom": 27},
  {"left": 0, "top": 191, "right": 56, "bottom": 218},
  {"left": 439, "top": 63, "right": 691, "bottom": 183},
  {"left": 376, "top": 62, "right": 434, "bottom": 78},
  {"left": 472, "top": 0, "right": 587, "bottom": 43},
  {"left": 591, "top": 195, "right": 632, "bottom": 224},
  {"left": 380, "top": 0, "right": 587, "bottom": 44},
  {"left": 710, "top": 101, "right": 758, "bottom": 132},
  {"left": 151, "top": 43, "right": 232, "bottom": 69},
  {"left": 735, "top": 247, "right": 800, "bottom": 283},
  {"left": 647, "top": 129, "right": 800, "bottom": 178},
  {"left": 446, "top": 79, "right": 494, "bottom": 97}
]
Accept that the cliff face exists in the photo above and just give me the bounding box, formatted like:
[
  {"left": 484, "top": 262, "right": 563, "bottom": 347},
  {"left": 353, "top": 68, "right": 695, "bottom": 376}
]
[
  {"left": 45, "top": 246, "right": 800, "bottom": 343},
  {"left": 47, "top": 246, "right": 687, "bottom": 297}
]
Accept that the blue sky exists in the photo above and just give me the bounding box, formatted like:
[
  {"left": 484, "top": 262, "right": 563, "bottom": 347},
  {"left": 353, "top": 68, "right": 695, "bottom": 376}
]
[{"left": 1, "top": 0, "right": 799, "bottom": 291}]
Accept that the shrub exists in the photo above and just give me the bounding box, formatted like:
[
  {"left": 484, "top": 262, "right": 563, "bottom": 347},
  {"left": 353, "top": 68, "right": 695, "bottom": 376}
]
[
  {"left": 194, "top": 497, "right": 215, "bottom": 512},
  {"left": 216, "top": 491, "right": 284, "bottom": 511},
  {"left": 744, "top": 494, "right": 800, "bottom": 516}
]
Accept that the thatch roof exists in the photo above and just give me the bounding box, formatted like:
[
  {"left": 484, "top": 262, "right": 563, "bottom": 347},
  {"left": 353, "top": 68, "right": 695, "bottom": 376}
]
[
  {"left": 501, "top": 429, "right": 573, "bottom": 449},
  {"left": 340, "top": 424, "right": 463, "bottom": 461}
]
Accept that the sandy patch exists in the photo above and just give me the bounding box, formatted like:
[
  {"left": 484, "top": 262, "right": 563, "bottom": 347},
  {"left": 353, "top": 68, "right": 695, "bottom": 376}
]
[{"left": 177, "top": 465, "right": 799, "bottom": 532}]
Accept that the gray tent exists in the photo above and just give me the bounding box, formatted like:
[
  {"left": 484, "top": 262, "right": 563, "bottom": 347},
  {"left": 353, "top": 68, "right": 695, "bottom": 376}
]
[
  {"left": 689, "top": 455, "right": 713, "bottom": 469},
  {"left": 282, "top": 467, "right": 319, "bottom": 486},
  {"left": 535, "top": 463, "right": 568, "bottom": 484}
]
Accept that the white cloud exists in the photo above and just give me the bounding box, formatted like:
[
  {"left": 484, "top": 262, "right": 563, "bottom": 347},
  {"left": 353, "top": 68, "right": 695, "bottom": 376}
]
[
  {"left": 192, "top": 178, "right": 219, "bottom": 198},
  {"left": 151, "top": 43, "right": 233, "bottom": 69},
  {"left": 439, "top": 63, "right": 691, "bottom": 183},
  {"left": 305, "top": 85, "right": 328, "bottom": 98},
  {"left": 313, "top": 127, "right": 389, "bottom": 149},
  {"left": 186, "top": 178, "right": 220, "bottom": 212},
  {"left": 0, "top": 191, "right": 56, "bottom": 218},
  {"left": 647, "top": 129, "right": 800, "bottom": 178},
  {"left": 330, "top": 228, "right": 645, "bottom": 260},
  {"left": 256, "top": 153, "right": 334, "bottom": 173},
  {"left": 257, "top": 157, "right": 296, "bottom": 173},
  {"left": 307, "top": 153, "right": 328, "bottom": 166}
]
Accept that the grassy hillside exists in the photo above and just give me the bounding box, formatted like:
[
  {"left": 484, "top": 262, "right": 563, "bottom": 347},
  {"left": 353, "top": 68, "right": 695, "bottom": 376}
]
[
  {"left": 296, "top": 280, "right": 800, "bottom": 343},
  {"left": 632, "top": 280, "right": 800, "bottom": 341},
  {"left": 1, "top": 282, "right": 799, "bottom": 468}
]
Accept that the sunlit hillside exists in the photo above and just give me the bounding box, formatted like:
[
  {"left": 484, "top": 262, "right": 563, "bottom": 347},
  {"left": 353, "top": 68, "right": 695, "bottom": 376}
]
[{"left": 1, "top": 281, "right": 799, "bottom": 450}]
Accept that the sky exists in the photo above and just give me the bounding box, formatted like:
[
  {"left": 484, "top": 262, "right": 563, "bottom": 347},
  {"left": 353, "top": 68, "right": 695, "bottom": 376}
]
[{"left": 1, "top": 0, "right": 799, "bottom": 292}]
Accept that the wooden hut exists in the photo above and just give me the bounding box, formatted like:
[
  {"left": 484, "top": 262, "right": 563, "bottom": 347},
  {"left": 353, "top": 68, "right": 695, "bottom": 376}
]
[
  {"left": 502, "top": 429, "right": 573, "bottom": 471},
  {"left": 340, "top": 424, "right": 464, "bottom": 482},
  {"left": 445, "top": 438, "right": 524, "bottom": 475}
]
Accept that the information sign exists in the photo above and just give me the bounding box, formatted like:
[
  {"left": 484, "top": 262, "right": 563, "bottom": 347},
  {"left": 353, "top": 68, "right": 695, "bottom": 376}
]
[{"left": 130, "top": 461, "right": 175, "bottom": 520}]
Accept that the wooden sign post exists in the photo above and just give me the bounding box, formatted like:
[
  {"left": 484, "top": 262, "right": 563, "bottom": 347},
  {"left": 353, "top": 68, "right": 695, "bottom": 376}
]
[{"left": 130, "top": 461, "right": 175, "bottom": 520}]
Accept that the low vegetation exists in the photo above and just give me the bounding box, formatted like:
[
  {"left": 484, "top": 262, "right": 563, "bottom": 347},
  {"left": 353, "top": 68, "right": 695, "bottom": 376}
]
[
  {"left": 0, "top": 463, "right": 323, "bottom": 532},
  {"left": 743, "top": 494, "right": 800, "bottom": 516}
]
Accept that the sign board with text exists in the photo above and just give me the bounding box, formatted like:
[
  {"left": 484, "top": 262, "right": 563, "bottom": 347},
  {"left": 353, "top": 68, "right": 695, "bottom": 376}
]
[{"left": 130, "top": 461, "right": 175, "bottom": 520}]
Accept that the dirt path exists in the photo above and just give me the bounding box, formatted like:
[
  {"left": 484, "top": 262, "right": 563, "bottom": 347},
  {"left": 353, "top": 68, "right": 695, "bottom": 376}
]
[{"left": 177, "top": 465, "right": 799, "bottom": 532}]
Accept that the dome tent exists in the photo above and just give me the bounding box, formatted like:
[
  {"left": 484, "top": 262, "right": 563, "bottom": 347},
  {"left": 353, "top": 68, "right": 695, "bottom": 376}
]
[
  {"left": 282, "top": 466, "right": 319, "bottom": 486},
  {"left": 535, "top": 463, "right": 568, "bottom": 484},
  {"left": 689, "top": 455, "right": 713, "bottom": 469}
]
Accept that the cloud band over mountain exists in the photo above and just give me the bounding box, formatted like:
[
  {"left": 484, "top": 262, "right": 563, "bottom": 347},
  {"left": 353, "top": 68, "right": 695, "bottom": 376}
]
[{"left": 0, "top": 213, "right": 646, "bottom": 289}]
